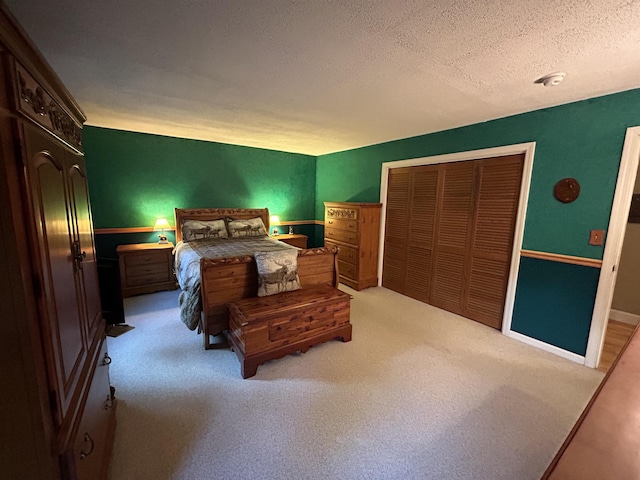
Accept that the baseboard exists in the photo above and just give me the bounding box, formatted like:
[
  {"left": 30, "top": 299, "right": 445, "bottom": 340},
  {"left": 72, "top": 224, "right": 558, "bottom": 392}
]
[
  {"left": 609, "top": 309, "right": 640, "bottom": 325},
  {"left": 506, "top": 330, "right": 586, "bottom": 365}
]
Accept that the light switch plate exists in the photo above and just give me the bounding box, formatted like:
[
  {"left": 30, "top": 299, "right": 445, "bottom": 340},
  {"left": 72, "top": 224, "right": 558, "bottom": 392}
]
[{"left": 589, "top": 229, "right": 605, "bottom": 246}]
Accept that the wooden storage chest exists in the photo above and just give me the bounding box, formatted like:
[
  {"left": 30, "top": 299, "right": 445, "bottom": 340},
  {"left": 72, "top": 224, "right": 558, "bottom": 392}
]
[{"left": 227, "top": 284, "right": 352, "bottom": 378}]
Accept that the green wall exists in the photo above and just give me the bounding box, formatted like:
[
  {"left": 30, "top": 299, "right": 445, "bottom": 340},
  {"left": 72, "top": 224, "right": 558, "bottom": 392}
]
[
  {"left": 84, "top": 127, "right": 317, "bottom": 257},
  {"left": 316, "top": 88, "right": 640, "bottom": 355}
]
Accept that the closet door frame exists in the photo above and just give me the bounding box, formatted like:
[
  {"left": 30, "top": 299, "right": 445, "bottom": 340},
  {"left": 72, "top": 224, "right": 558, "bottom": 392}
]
[{"left": 378, "top": 143, "right": 535, "bottom": 341}]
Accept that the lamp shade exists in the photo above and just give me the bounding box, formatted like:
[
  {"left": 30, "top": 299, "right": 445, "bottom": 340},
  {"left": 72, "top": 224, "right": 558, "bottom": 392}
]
[
  {"left": 270, "top": 215, "right": 280, "bottom": 225},
  {"left": 153, "top": 218, "right": 170, "bottom": 231}
]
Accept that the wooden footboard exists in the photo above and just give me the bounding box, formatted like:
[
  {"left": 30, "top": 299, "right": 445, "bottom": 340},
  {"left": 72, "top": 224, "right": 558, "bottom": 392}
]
[{"left": 199, "top": 246, "right": 339, "bottom": 349}]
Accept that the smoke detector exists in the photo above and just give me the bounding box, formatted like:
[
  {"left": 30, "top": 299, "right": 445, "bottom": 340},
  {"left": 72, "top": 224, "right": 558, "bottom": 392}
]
[{"left": 535, "top": 72, "right": 566, "bottom": 87}]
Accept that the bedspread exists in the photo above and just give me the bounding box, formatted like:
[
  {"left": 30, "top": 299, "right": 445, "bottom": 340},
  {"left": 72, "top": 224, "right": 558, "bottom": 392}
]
[{"left": 174, "top": 237, "right": 295, "bottom": 330}]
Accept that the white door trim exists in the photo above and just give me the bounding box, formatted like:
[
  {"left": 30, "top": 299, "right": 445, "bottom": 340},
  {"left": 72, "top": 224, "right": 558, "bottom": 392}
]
[
  {"left": 584, "top": 126, "right": 640, "bottom": 368},
  {"left": 377, "top": 142, "right": 535, "bottom": 339}
]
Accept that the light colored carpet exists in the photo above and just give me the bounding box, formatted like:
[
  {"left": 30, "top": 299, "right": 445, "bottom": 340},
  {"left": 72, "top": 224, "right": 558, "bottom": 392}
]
[{"left": 107, "top": 286, "right": 603, "bottom": 480}]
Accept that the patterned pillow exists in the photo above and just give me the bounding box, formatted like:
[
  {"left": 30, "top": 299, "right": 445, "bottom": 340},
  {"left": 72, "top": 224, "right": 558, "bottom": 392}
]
[
  {"left": 254, "top": 249, "right": 301, "bottom": 297},
  {"left": 181, "top": 219, "right": 228, "bottom": 242},
  {"left": 227, "top": 217, "right": 268, "bottom": 238}
]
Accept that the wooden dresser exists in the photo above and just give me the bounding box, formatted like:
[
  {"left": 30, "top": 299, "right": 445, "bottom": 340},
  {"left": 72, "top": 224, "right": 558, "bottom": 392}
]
[
  {"left": 324, "top": 202, "right": 382, "bottom": 290},
  {"left": 0, "top": 4, "right": 115, "bottom": 479},
  {"left": 117, "top": 243, "right": 177, "bottom": 297}
]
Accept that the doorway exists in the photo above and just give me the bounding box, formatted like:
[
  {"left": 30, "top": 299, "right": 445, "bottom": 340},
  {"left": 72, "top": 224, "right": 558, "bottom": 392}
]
[{"left": 586, "top": 126, "right": 640, "bottom": 368}]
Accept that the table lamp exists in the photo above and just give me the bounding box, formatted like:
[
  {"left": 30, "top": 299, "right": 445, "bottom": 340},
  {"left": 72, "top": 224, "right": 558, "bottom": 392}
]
[
  {"left": 154, "top": 218, "right": 170, "bottom": 244},
  {"left": 270, "top": 215, "right": 280, "bottom": 236}
]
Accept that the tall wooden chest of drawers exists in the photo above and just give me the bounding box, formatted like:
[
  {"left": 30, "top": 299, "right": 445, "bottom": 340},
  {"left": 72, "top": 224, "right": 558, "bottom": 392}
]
[
  {"left": 324, "top": 202, "right": 382, "bottom": 290},
  {"left": 117, "top": 243, "right": 177, "bottom": 297}
]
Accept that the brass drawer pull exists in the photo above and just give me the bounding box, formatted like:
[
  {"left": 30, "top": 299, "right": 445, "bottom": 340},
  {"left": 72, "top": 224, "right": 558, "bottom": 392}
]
[
  {"left": 79, "top": 432, "right": 94, "bottom": 460},
  {"left": 101, "top": 353, "right": 112, "bottom": 365},
  {"left": 104, "top": 394, "right": 114, "bottom": 410}
]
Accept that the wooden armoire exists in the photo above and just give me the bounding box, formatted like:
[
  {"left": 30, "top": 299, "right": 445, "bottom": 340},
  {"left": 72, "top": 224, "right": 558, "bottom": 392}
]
[{"left": 0, "top": 4, "right": 116, "bottom": 480}]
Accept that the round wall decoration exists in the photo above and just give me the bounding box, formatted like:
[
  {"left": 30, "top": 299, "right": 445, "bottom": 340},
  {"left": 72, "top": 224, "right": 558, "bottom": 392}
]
[{"left": 554, "top": 178, "right": 580, "bottom": 203}]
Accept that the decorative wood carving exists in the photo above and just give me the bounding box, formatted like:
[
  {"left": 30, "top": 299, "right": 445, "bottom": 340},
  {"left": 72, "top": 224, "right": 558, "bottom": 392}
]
[
  {"left": 554, "top": 178, "right": 580, "bottom": 203},
  {"left": 326, "top": 207, "right": 358, "bottom": 219},
  {"left": 14, "top": 62, "right": 83, "bottom": 152},
  {"left": 201, "top": 246, "right": 337, "bottom": 268},
  {"left": 174, "top": 207, "right": 270, "bottom": 243}
]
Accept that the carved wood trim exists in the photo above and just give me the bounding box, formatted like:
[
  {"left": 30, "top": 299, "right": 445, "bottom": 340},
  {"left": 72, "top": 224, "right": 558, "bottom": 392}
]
[
  {"left": 326, "top": 207, "right": 358, "bottom": 220},
  {"left": 200, "top": 246, "right": 337, "bottom": 269},
  {"left": 12, "top": 62, "right": 83, "bottom": 152}
]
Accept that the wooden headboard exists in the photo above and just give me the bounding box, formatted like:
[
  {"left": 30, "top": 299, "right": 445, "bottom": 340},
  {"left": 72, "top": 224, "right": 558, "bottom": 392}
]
[{"left": 174, "top": 208, "right": 270, "bottom": 243}]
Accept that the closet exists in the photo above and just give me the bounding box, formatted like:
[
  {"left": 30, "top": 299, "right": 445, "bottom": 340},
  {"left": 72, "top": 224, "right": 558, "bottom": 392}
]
[
  {"left": 383, "top": 154, "right": 524, "bottom": 329},
  {"left": 0, "top": 4, "right": 115, "bottom": 480}
]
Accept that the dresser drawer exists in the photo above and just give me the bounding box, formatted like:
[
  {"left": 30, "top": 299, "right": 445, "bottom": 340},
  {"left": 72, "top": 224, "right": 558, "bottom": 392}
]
[
  {"left": 124, "top": 251, "right": 167, "bottom": 267},
  {"left": 338, "top": 260, "right": 358, "bottom": 280},
  {"left": 325, "top": 218, "right": 358, "bottom": 232},
  {"left": 126, "top": 262, "right": 167, "bottom": 277},
  {"left": 325, "top": 226, "right": 359, "bottom": 245},
  {"left": 126, "top": 271, "right": 170, "bottom": 287},
  {"left": 68, "top": 339, "right": 115, "bottom": 480},
  {"left": 325, "top": 241, "right": 359, "bottom": 265}
]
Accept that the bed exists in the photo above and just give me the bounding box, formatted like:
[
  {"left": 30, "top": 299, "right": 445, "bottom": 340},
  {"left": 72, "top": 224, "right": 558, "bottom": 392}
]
[{"left": 174, "top": 208, "right": 339, "bottom": 349}]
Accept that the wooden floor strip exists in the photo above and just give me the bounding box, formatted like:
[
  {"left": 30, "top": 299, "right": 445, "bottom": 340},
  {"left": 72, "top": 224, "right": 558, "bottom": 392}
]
[{"left": 597, "top": 320, "right": 637, "bottom": 372}]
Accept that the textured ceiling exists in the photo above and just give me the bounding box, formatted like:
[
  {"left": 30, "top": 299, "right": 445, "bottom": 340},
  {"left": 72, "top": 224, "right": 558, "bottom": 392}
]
[{"left": 6, "top": 0, "right": 640, "bottom": 155}]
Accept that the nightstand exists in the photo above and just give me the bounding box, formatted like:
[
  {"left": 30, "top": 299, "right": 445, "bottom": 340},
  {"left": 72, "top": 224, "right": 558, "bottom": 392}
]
[
  {"left": 117, "top": 242, "right": 177, "bottom": 298},
  {"left": 272, "top": 233, "right": 308, "bottom": 249}
]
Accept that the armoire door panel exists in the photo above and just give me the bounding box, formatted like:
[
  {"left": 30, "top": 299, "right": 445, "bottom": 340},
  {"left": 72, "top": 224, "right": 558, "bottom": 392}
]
[
  {"left": 68, "top": 154, "right": 103, "bottom": 340},
  {"left": 26, "top": 136, "right": 87, "bottom": 425}
]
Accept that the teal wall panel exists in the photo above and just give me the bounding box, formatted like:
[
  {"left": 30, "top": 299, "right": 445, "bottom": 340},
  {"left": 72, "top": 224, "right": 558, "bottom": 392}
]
[
  {"left": 511, "top": 257, "right": 600, "bottom": 356},
  {"left": 84, "top": 127, "right": 316, "bottom": 231}
]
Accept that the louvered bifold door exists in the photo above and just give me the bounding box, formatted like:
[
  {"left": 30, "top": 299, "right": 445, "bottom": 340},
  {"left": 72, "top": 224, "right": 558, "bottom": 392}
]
[
  {"left": 429, "top": 161, "right": 475, "bottom": 315},
  {"left": 382, "top": 168, "right": 411, "bottom": 292},
  {"left": 404, "top": 166, "right": 438, "bottom": 302},
  {"left": 462, "top": 155, "right": 524, "bottom": 328}
]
